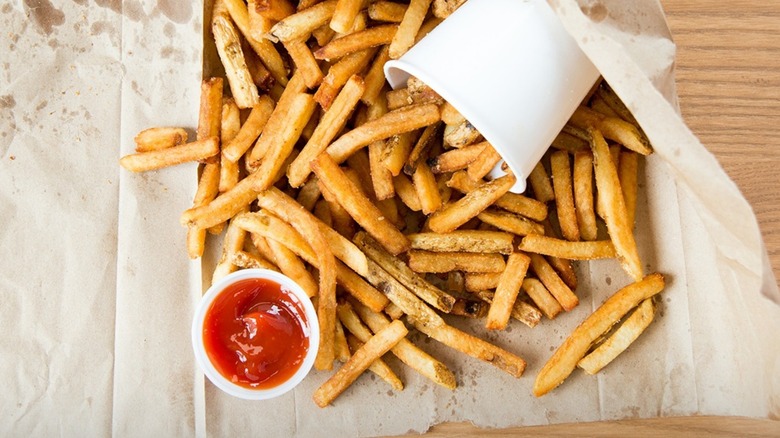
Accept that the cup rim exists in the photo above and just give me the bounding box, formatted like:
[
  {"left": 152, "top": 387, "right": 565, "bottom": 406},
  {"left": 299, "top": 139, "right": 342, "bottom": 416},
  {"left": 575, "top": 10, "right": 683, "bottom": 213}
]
[{"left": 191, "top": 268, "right": 320, "bottom": 400}]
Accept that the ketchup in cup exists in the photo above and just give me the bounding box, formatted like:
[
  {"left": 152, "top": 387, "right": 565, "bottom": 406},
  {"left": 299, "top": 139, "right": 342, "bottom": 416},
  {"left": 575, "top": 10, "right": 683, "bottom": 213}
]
[{"left": 192, "top": 269, "right": 319, "bottom": 400}]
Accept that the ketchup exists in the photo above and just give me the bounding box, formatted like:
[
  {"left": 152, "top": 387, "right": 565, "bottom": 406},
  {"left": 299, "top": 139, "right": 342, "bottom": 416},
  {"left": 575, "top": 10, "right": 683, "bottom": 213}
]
[{"left": 202, "top": 278, "right": 310, "bottom": 389}]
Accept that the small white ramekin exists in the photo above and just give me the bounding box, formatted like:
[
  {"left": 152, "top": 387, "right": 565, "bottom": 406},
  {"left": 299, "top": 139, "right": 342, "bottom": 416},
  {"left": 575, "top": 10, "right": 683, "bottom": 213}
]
[{"left": 191, "top": 269, "right": 319, "bottom": 400}]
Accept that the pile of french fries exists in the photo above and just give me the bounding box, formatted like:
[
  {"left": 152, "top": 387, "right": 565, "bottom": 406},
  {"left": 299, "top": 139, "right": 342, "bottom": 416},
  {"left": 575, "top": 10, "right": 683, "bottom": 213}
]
[{"left": 120, "top": 0, "right": 666, "bottom": 404}]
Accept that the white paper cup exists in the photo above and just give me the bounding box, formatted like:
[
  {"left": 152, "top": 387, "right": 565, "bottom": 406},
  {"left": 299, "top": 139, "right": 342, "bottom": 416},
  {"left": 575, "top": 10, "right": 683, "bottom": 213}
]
[
  {"left": 385, "top": 0, "right": 599, "bottom": 192},
  {"left": 192, "top": 269, "right": 319, "bottom": 400}
]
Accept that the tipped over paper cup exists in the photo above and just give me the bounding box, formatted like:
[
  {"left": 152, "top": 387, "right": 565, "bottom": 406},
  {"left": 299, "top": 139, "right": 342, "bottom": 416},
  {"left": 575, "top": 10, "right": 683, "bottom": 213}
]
[{"left": 385, "top": 0, "right": 600, "bottom": 193}]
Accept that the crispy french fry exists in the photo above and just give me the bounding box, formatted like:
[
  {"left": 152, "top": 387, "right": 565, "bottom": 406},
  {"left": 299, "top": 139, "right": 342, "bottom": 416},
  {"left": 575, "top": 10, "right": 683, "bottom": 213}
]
[
  {"left": 577, "top": 297, "right": 656, "bottom": 375},
  {"left": 314, "top": 24, "right": 398, "bottom": 61},
  {"left": 552, "top": 131, "right": 590, "bottom": 153},
  {"left": 534, "top": 273, "right": 664, "bottom": 396},
  {"left": 368, "top": 1, "right": 407, "bottom": 22},
  {"left": 230, "top": 249, "right": 277, "bottom": 270},
  {"left": 382, "top": 131, "right": 417, "bottom": 176},
  {"left": 477, "top": 208, "right": 545, "bottom": 237},
  {"left": 312, "top": 154, "right": 411, "bottom": 255},
  {"left": 528, "top": 161, "right": 555, "bottom": 203},
  {"left": 409, "top": 317, "right": 525, "bottom": 378},
  {"left": 473, "top": 290, "right": 541, "bottom": 328},
  {"left": 270, "top": 0, "right": 337, "bottom": 42},
  {"left": 486, "top": 252, "right": 531, "bottom": 330},
  {"left": 386, "top": 87, "right": 412, "bottom": 110},
  {"left": 571, "top": 106, "right": 652, "bottom": 155},
  {"left": 447, "top": 170, "right": 548, "bottom": 222},
  {"left": 519, "top": 235, "right": 616, "bottom": 260},
  {"left": 408, "top": 250, "right": 506, "bottom": 274},
  {"left": 522, "top": 278, "right": 563, "bottom": 320},
  {"left": 181, "top": 175, "right": 258, "bottom": 231},
  {"left": 408, "top": 230, "right": 514, "bottom": 255},
  {"left": 529, "top": 253, "right": 578, "bottom": 312},
  {"left": 222, "top": 96, "right": 275, "bottom": 162},
  {"left": 389, "top": 0, "right": 431, "bottom": 59},
  {"left": 428, "top": 173, "right": 516, "bottom": 233},
  {"left": 466, "top": 143, "right": 502, "bottom": 181},
  {"left": 284, "top": 38, "right": 324, "bottom": 89},
  {"left": 120, "top": 137, "right": 219, "bottom": 173},
  {"left": 394, "top": 173, "right": 422, "bottom": 211},
  {"left": 464, "top": 272, "right": 501, "bottom": 293},
  {"left": 330, "top": 0, "right": 363, "bottom": 33},
  {"left": 212, "top": 13, "right": 261, "bottom": 109},
  {"left": 361, "top": 46, "right": 391, "bottom": 106},
  {"left": 247, "top": 0, "right": 274, "bottom": 40},
  {"left": 256, "top": 0, "right": 296, "bottom": 21},
  {"left": 405, "top": 123, "right": 439, "bottom": 175},
  {"left": 412, "top": 161, "right": 442, "bottom": 215},
  {"left": 346, "top": 334, "right": 404, "bottom": 390},
  {"left": 550, "top": 150, "right": 580, "bottom": 242},
  {"left": 289, "top": 75, "right": 365, "bottom": 187},
  {"left": 590, "top": 128, "right": 643, "bottom": 281},
  {"left": 432, "top": 0, "right": 466, "bottom": 18},
  {"left": 313, "top": 319, "right": 407, "bottom": 406},
  {"left": 134, "top": 127, "right": 188, "bottom": 152},
  {"left": 266, "top": 238, "right": 319, "bottom": 297},
  {"left": 334, "top": 319, "right": 351, "bottom": 363},
  {"left": 439, "top": 101, "right": 464, "bottom": 126},
  {"left": 619, "top": 150, "right": 639, "bottom": 228},
  {"left": 428, "top": 142, "right": 486, "bottom": 174},
  {"left": 573, "top": 150, "right": 598, "bottom": 241},
  {"left": 540, "top": 219, "right": 578, "bottom": 291},
  {"left": 444, "top": 119, "right": 481, "bottom": 148},
  {"left": 187, "top": 161, "right": 222, "bottom": 257},
  {"left": 327, "top": 103, "right": 440, "bottom": 164},
  {"left": 314, "top": 47, "right": 376, "bottom": 109},
  {"left": 211, "top": 215, "right": 248, "bottom": 284}
]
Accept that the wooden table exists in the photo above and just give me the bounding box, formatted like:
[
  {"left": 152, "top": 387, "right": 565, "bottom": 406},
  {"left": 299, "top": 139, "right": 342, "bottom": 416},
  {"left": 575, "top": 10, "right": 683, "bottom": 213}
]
[{"left": 427, "top": 1, "right": 780, "bottom": 435}]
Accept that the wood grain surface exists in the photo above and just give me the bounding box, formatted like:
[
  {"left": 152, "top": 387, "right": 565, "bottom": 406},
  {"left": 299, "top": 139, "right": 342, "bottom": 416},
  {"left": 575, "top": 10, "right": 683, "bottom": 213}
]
[{"left": 422, "top": 1, "right": 780, "bottom": 435}]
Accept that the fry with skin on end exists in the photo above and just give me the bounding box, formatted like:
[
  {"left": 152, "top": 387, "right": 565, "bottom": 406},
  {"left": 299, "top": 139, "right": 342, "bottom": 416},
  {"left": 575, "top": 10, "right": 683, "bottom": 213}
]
[
  {"left": 529, "top": 253, "right": 578, "bottom": 312},
  {"left": 326, "top": 103, "right": 440, "bottom": 164},
  {"left": 283, "top": 38, "right": 324, "bottom": 89},
  {"left": 120, "top": 137, "right": 220, "bottom": 173},
  {"left": 570, "top": 106, "right": 652, "bottom": 155},
  {"left": 590, "top": 128, "right": 644, "bottom": 282},
  {"left": 518, "top": 235, "right": 616, "bottom": 260},
  {"left": 313, "top": 319, "right": 408, "bottom": 407},
  {"left": 534, "top": 273, "right": 665, "bottom": 396},
  {"left": 573, "top": 150, "right": 598, "bottom": 241},
  {"left": 428, "top": 173, "right": 516, "bottom": 233},
  {"left": 212, "top": 11, "right": 260, "bottom": 109},
  {"left": 382, "top": 131, "right": 417, "bottom": 176},
  {"left": 550, "top": 150, "right": 580, "bottom": 242},
  {"left": 577, "top": 297, "right": 656, "bottom": 375},
  {"left": 368, "top": 1, "right": 407, "bottom": 22},
  {"left": 473, "top": 290, "right": 541, "bottom": 329},
  {"left": 312, "top": 153, "right": 411, "bottom": 255},
  {"left": 314, "top": 24, "right": 398, "bottom": 61},
  {"left": 134, "top": 127, "right": 188, "bottom": 152},
  {"left": 486, "top": 252, "right": 531, "bottom": 330}
]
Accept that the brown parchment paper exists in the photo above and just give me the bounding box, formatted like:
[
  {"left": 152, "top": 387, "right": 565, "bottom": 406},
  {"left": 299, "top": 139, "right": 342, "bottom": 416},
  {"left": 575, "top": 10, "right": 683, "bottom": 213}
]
[{"left": 0, "top": 0, "right": 778, "bottom": 436}]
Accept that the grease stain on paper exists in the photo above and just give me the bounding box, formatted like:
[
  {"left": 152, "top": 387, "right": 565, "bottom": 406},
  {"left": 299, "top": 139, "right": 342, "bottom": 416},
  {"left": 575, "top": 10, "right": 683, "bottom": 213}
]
[
  {"left": 24, "top": 0, "right": 65, "bottom": 35},
  {"left": 157, "top": 0, "right": 192, "bottom": 24},
  {"left": 581, "top": 0, "right": 608, "bottom": 23},
  {"left": 94, "top": 0, "right": 121, "bottom": 14}
]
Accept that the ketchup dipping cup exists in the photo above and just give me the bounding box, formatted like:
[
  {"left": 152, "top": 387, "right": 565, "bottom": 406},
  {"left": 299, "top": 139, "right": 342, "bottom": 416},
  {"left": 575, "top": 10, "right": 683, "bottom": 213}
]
[
  {"left": 384, "top": 0, "right": 600, "bottom": 193},
  {"left": 192, "top": 269, "right": 319, "bottom": 400}
]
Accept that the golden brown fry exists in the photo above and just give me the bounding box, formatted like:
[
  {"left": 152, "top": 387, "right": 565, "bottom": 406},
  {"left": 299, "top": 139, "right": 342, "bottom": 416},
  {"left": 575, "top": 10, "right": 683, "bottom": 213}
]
[
  {"left": 367, "top": 99, "right": 395, "bottom": 200},
  {"left": 247, "top": 0, "right": 274, "bottom": 40},
  {"left": 573, "top": 150, "right": 598, "bottom": 241},
  {"left": 134, "top": 127, "right": 188, "bottom": 152},
  {"left": 619, "top": 150, "right": 639, "bottom": 229},
  {"left": 346, "top": 334, "right": 404, "bottom": 391},
  {"left": 386, "top": 87, "right": 412, "bottom": 110},
  {"left": 444, "top": 119, "right": 481, "bottom": 149},
  {"left": 289, "top": 75, "right": 365, "bottom": 187},
  {"left": 540, "top": 219, "right": 578, "bottom": 291},
  {"left": 314, "top": 47, "right": 376, "bottom": 110},
  {"left": 570, "top": 106, "right": 652, "bottom": 155},
  {"left": 476, "top": 209, "right": 544, "bottom": 237},
  {"left": 409, "top": 317, "right": 526, "bottom": 377},
  {"left": 529, "top": 253, "right": 578, "bottom": 312},
  {"left": 464, "top": 272, "right": 501, "bottom": 293},
  {"left": 447, "top": 170, "right": 548, "bottom": 222},
  {"left": 577, "top": 297, "right": 656, "bottom": 375},
  {"left": 590, "top": 128, "right": 644, "bottom": 282},
  {"left": 550, "top": 150, "right": 580, "bottom": 242},
  {"left": 267, "top": 238, "right": 319, "bottom": 297},
  {"left": 256, "top": 0, "right": 296, "bottom": 21},
  {"left": 382, "top": 131, "right": 417, "bottom": 176},
  {"left": 534, "top": 273, "right": 664, "bottom": 396},
  {"left": 408, "top": 230, "right": 514, "bottom": 255},
  {"left": 368, "top": 1, "right": 407, "bottom": 22},
  {"left": 519, "top": 234, "right": 616, "bottom": 260},
  {"left": 428, "top": 173, "right": 516, "bottom": 233},
  {"left": 551, "top": 131, "right": 589, "bottom": 153},
  {"left": 408, "top": 250, "right": 506, "bottom": 274},
  {"left": 296, "top": 177, "right": 322, "bottom": 211},
  {"left": 327, "top": 103, "right": 440, "bottom": 164},
  {"left": 181, "top": 175, "right": 258, "bottom": 230},
  {"left": 230, "top": 249, "right": 277, "bottom": 270},
  {"left": 313, "top": 319, "right": 408, "bottom": 407},
  {"left": 270, "top": 0, "right": 337, "bottom": 42},
  {"left": 466, "top": 143, "right": 502, "bottom": 181},
  {"left": 528, "top": 161, "right": 555, "bottom": 203},
  {"left": 187, "top": 161, "right": 222, "bottom": 257},
  {"left": 312, "top": 154, "right": 410, "bottom": 255},
  {"left": 473, "top": 290, "right": 541, "bottom": 328},
  {"left": 439, "top": 101, "right": 464, "bottom": 126},
  {"left": 389, "top": 0, "right": 431, "bottom": 59},
  {"left": 405, "top": 123, "right": 439, "bottom": 174},
  {"left": 428, "top": 142, "right": 486, "bottom": 174},
  {"left": 283, "top": 38, "right": 324, "bottom": 89},
  {"left": 314, "top": 24, "right": 398, "bottom": 61},
  {"left": 432, "top": 0, "right": 466, "bottom": 18},
  {"left": 449, "top": 297, "right": 488, "bottom": 319},
  {"left": 486, "top": 252, "right": 531, "bottom": 330},
  {"left": 394, "top": 173, "right": 422, "bottom": 211},
  {"left": 120, "top": 137, "right": 219, "bottom": 173},
  {"left": 222, "top": 96, "right": 275, "bottom": 162},
  {"left": 212, "top": 13, "right": 261, "bottom": 109},
  {"left": 354, "top": 232, "right": 455, "bottom": 313},
  {"left": 361, "top": 46, "right": 391, "bottom": 106},
  {"left": 412, "top": 161, "right": 442, "bottom": 215},
  {"left": 334, "top": 319, "right": 351, "bottom": 363},
  {"left": 211, "top": 216, "right": 248, "bottom": 284},
  {"left": 330, "top": 0, "right": 363, "bottom": 33},
  {"left": 522, "top": 278, "right": 563, "bottom": 320}
]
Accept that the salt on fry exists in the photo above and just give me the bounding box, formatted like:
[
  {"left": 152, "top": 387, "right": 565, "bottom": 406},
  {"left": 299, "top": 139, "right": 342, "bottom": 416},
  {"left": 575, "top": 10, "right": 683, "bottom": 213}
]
[
  {"left": 519, "top": 234, "right": 616, "bottom": 260},
  {"left": 368, "top": 1, "right": 407, "bottom": 22},
  {"left": 408, "top": 250, "right": 506, "bottom": 274},
  {"left": 119, "top": 137, "right": 219, "bottom": 173},
  {"left": 550, "top": 150, "right": 580, "bottom": 242},
  {"left": 485, "top": 252, "right": 531, "bottom": 330},
  {"left": 270, "top": 0, "right": 337, "bottom": 42},
  {"left": 529, "top": 253, "right": 578, "bottom": 312},
  {"left": 522, "top": 278, "right": 563, "bottom": 320},
  {"left": 573, "top": 150, "right": 598, "bottom": 241},
  {"left": 389, "top": 0, "right": 431, "bottom": 59},
  {"left": 212, "top": 12, "right": 260, "bottom": 109},
  {"left": 314, "top": 24, "right": 398, "bottom": 61},
  {"left": 428, "top": 173, "right": 516, "bottom": 233},
  {"left": 134, "top": 127, "right": 188, "bottom": 152},
  {"left": 528, "top": 161, "right": 555, "bottom": 203}
]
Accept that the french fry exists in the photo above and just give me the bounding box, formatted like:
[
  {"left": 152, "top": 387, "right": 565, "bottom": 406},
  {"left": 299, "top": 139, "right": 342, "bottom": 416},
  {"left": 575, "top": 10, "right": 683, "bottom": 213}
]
[
  {"left": 473, "top": 290, "right": 541, "bottom": 328},
  {"left": 330, "top": 0, "right": 363, "bottom": 33},
  {"left": 577, "top": 297, "right": 656, "bottom": 375},
  {"left": 382, "top": 131, "right": 417, "bottom": 176},
  {"left": 405, "top": 123, "right": 439, "bottom": 175},
  {"left": 247, "top": 0, "right": 274, "bottom": 40},
  {"left": 266, "top": 238, "right": 319, "bottom": 297},
  {"left": 529, "top": 253, "right": 578, "bottom": 312},
  {"left": 476, "top": 209, "right": 545, "bottom": 237},
  {"left": 211, "top": 215, "right": 248, "bottom": 284},
  {"left": 428, "top": 173, "right": 516, "bottom": 233},
  {"left": 595, "top": 82, "right": 642, "bottom": 127},
  {"left": 540, "top": 219, "right": 578, "bottom": 291},
  {"left": 464, "top": 272, "right": 501, "bottom": 292},
  {"left": 270, "top": 0, "right": 337, "bottom": 42},
  {"left": 534, "top": 273, "right": 664, "bottom": 396},
  {"left": 368, "top": 1, "right": 407, "bottom": 22},
  {"left": 412, "top": 161, "right": 442, "bottom": 215},
  {"left": 394, "top": 173, "right": 422, "bottom": 211},
  {"left": 408, "top": 317, "right": 526, "bottom": 378},
  {"left": 349, "top": 297, "right": 457, "bottom": 389},
  {"left": 528, "top": 161, "right": 555, "bottom": 203},
  {"left": 550, "top": 150, "right": 580, "bottom": 242},
  {"left": 485, "top": 252, "right": 531, "bottom": 330},
  {"left": 181, "top": 175, "right": 258, "bottom": 231},
  {"left": 212, "top": 12, "right": 261, "bottom": 109},
  {"left": 296, "top": 177, "right": 322, "bottom": 211},
  {"left": 619, "top": 150, "right": 639, "bottom": 228},
  {"left": 187, "top": 161, "right": 222, "bottom": 257},
  {"left": 518, "top": 235, "right": 616, "bottom": 260},
  {"left": 361, "top": 46, "right": 391, "bottom": 106},
  {"left": 314, "top": 47, "right": 376, "bottom": 109},
  {"left": 389, "top": 0, "right": 431, "bottom": 59},
  {"left": 314, "top": 24, "right": 398, "bottom": 61},
  {"left": 313, "top": 319, "right": 408, "bottom": 407},
  {"left": 590, "top": 128, "right": 644, "bottom": 281},
  {"left": 334, "top": 319, "right": 351, "bottom": 363},
  {"left": 428, "top": 141, "right": 486, "bottom": 174},
  {"left": 408, "top": 250, "right": 506, "bottom": 274},
  {"left": 134, "top": 127, "right": 188, "bottom": 152},
  {"left": 439, "top": 101, "right": 464, "bottom": 126},
  {"left": 386, "top": 87, "right": 412, "bottom": 110},
  {"left": 447, "top": 170, "right": 548, "bottom": 222},
  {"left": 444, "top": 119, "right": 481, "bottom": 148},
  {"left": 432, "top": 0, "right": 466, "bottom": 18},
  {"left": 289, "top": 75, "right": 365, "bottom": 187},
  {"left": 326, "top": 103, "right": 440, "bottom": 164},
  {"left": 222, "top": 96, "right": 275, "bottom": 162},
  {"left": 522, "top": 278, "right": 563, "bottom": 320},
  {"left": 552, "top": 131, "right": 590, "bottom": 153},
  {"left": 466, "top": 143, "right": 502, "bottom": 180},
  {"left": 283, "top": 38, "right": 324, "bottom": 89},
  {"left": 346, "top": 334, "right": 404, "bottom": 391},
  {"left": 354, "top": 232, "right": 455, "bottom": 313},
  {"left": 120, "top": 137, "right": 219, "bottom": 173},
  {"left": 230, "top": 249, "right": 277, "bottom": 270},
  {"left": 256, "top": 0, "right": 296, "bottom": 21},
  {"left": 570, "top": 106, "right": 652, "bottom": 155},
  {"left": 408, "top": 230, "right": 514, "bottom": 255},
  {"left": 573, "top": 150, "right": 598, "bottom": 241}
]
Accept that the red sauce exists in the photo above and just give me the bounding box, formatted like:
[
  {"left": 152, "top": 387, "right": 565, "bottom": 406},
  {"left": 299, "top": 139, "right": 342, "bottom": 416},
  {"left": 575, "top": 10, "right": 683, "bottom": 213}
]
[{"left": 203, "top": 278, "right": 310, "bottom": 389}]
